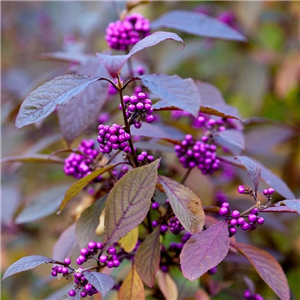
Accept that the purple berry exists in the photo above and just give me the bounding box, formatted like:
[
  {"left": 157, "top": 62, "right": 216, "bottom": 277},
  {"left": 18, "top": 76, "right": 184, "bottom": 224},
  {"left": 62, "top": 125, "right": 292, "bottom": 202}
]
[
  {"left": 241, "top": 222, "right": 250, "bottom": 230},
  {"left": 263, "top": 189, "right": 268, "bottom": 195},
  {"left": 88, "top": 241, "right": 97, "bottom": 250},
  {"left": 248, "top": 214, "right": 257, "bottom": 222},
  {"left": 80, "top": 291, "right": 87, "bottom": 298},
  {"left": 151, "top": 202, "right": 160, "bottom": 210},
  {"left": 107, "top": 260, "right": 114, "bottom": 268},
  {"left": 219, "top": 207, "right": 229, "bottom": 215},
  {"left": 237, "top": 217, "right": 245, "bottom": 225},
  {"left": 230, "top": 218, "right": 238, "bottom": 226},
  {"left": 231, "top": 210, "right": 240, "bottom": 218},
  {"left": 222, "top": 202, "right": 230, "bottom": 208},
  {"left": 80, "top": 248, "right": 89, "bottom": 256},
  {"left": 267, "top": 188, "right": 274, "bottom": 195},
  {"left": 152, "top": 220, "right": 158, "bottom": 227},
  {"left": 244, "top": 289, "right": 252, "bottom": 299},
  {"left": 257, "top": 217, "right": 264, "bottom": 225},
  {"left": 97, "top": 242, "right": 103, "bottom": 249},
  {"left": 251, "top": 208, "right": 259, "bottom": 215},
  {"left": 51, "top": 271, "right": 57, "bottom": 277},
  {"left": 113, "top": 259, "right": 120, "bottom": 267},
  {"left": 229, "top": 227, "right": 237, "bottom": 235},
  {"left": 85, "top": 284, "right": 92, "bottom": 292},
  {"left": 238, "top": 185, "right": 245, "bottom": 194},
  {"left": 99, "top": 255, "right": 107, "bottom": 263},
  {"left": 78, "top": 255, "right": 87, "bottom": 263},
  {"left": 161, "top": 265, "right": 169, "bottom": 273},
  {"left": 137, "top": 154, "right": 145, "bottom": 162},
  {"left": 64, "top": 258, "right": 71, "bottom": 265},
  {"left": 160, "top": 225, "right": 168, "bottom": 233},
  {"left": 69, "top": 290, "right": 76, "bottom": 297},
  {"left": 74, "top": 272, "right": 82, "bottom": 279},
  {"left": 108, "top": 247, "right": 117, "bottom": 255}
]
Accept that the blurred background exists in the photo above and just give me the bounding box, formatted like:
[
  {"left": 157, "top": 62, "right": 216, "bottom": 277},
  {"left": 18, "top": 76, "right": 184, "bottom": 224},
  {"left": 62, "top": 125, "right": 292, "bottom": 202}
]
[{"left": 1, "top": 1, "right": 299, "bottom": 299}]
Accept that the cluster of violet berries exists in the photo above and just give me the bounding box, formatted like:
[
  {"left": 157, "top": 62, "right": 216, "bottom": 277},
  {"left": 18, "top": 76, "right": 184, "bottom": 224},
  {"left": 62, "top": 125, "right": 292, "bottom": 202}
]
[
  {"left": 244, "top": 290, "right": 264, "bottom": 300},
  {"left": 97, "top": 124, "right": 131, "bottom": 153},
  {"left": 137, "top": 151, "right": 154, "bottom": 165},
  {"left": 63, "top": 140, "right": 100, "bottom": 180},
  {"left": 70, "top": 270, "right": 99, "bottom": 298},
  {"left": 51, "top": 258, "right": 71, "bottom": 278},
  {"left": 219, "top": 185, "right": 270, "bottom": 236},
  {"left": 168, "top": 216, "right": 184, "bottom": 235},
  {"left": 175, "top": 134, "right": 220, "bottom": 174},
  {"left": 105, "top": 13, "right": 150, "bottom": 50},
  {"left": 120, "top": 92, "right": 155, "bottom": 128},
  {"left": 75, "top": 241, "right": 120, "bottom": 269}
]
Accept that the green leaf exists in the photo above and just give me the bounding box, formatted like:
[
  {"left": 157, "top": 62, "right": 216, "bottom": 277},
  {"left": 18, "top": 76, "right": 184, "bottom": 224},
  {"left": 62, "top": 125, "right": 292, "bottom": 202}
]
[
  {"left": 159, "top": 176, "right": 205, "bottom": 234},
  {"left": 103, "top": 159, "right": 160, "bottom": 251},
  {"left": 76, "top": 196, "right": 107, "bottom": 249},
  {"left": 58, "top": 165, "right": 116, "bottom": 213},
  {"left": 15, "top": 186, "right": 69, "bottom": 224},
  {"left": 135, "top": 227, "right": 161, "bottom": 287}
]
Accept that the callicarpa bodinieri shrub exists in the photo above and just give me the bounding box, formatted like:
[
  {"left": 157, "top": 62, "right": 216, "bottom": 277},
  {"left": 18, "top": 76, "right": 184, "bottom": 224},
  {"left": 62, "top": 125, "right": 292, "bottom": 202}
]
[{"left": 2, "top": 2, "right": 299, "bottom": 300}]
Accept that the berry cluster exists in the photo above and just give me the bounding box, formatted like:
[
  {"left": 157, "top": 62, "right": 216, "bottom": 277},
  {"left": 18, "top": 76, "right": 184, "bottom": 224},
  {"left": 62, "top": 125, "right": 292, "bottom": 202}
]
[
  {"left": 175, "top": 134, "right": 220, "bottom": 174},
  {"left": 137, "top": 151, "right": 154, "bottom": 164},
  {"left": 75, "top": 241, "right": 120, "bottom": 269},
  {"left": 168, "top": 216, "right": 184, "bottom": 235},
  {"left": 97, "top": 124, "right": 130, "bottom": 153},
  {"left": 169, "top": 232, "right": 192, "bottom": 252},
  {"left": 70, "top": 270, "right": 99, "bottom": 298},
  {"left": 51, "top": 258, "right": 71, "bottom": 277},
  {"left": 105, "top": 13, "right": 150, "bottom": 50},
  {"left": 244, "top": 290, "right": 264, "bottom": 300},
  {"left": 120, "top": 92, "right": 155, "bottom": 128},
  {"left": 63, "top": 140, "right": 100, "bottom": 180}
]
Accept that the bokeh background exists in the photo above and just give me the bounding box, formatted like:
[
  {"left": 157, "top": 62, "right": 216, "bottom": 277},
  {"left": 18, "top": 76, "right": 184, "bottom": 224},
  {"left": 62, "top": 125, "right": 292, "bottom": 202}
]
[{"left": 1, "top": 1, "right": 299, "bottom": 299}]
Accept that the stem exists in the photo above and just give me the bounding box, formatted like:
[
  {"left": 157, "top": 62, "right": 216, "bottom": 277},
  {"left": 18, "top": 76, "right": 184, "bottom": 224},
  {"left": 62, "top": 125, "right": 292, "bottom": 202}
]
[
  {"left": 122, "top": 77, "right": 141, "bottom": 90},
  {"left": 181, "top": 168, "right": 192, "bottom": 184},
  {"left": 117, "top": 74, "right": 138, "bottom": 167}
]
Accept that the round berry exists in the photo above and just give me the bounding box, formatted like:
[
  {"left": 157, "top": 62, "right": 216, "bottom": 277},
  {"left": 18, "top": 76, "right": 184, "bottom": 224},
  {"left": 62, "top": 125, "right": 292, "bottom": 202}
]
[
  {"left": 51, "top": 271, "right": 57, "bottom": 277},
  {"left": 99, "top": 255, "right": 107, "bottom": 263},
  {"left": 244, "top": 289, "right": 252, "bottom": 299},
  {"left": 160, "top": 225, "right": 168, "bottom": 233},
  {"left": 238, "top": 185, "right": 245, "bottom": 194},
  {"left": 267, "top": 188, "right": 274, "bottom": 195},
  {"left": 74, "top": 272, "right": 82, "bottom": 279},
  {"left": 97, "top": 242, "right": 103, "bottom": 249},
  {"left": 231, "top": 210, "right": 240, "bottom": 218},
  {"left": 263, "top": 189, "right": 268, "bottom": 195},
  {"left": 88, "top": 241, "right": 97, "bottom": 250},
  {"left": 69, "top": 290, "right": 76, "bottom": 297},
  {"left": 151, "top": 202, "right": 160, "bottom": 210},
  {"left": 237, "top": 217, "right": 245, "bottom": 225},
  {"left": 241, "top": 222, "right": 250, "bottom": 230},
  {"left": 108, "top": 247, "right": 117, "bottom": 255},
  {"left": 230, "top": 218, "right": 238, "bottom": 226},
  {"left": 85, "top": 284, "right": 92, "bottom": 292},
  {"left": 80, "top": 248, "right": 89, "bottom": 256},
  {"left": 257, "top": 217, "right": 264, "bottom": 225},
  {"left": 219, "top": 207, "right": 229, "bottom": 215},
  {"left": 222, "top": 202, "right": 230, "bottom": 208},
  {"left": 251, "top": 208, "right": 259, "bottom": 215},
  {"left": 113, "top": 259, "right": 120, "bottom": 267},
  {"left": 80, "top": 291, "right": 87, "bottom": 298},
  {"left": 161, "top": 265, "right": 169, "bottom": 272},
  {"left": 229, "top": 227, "right": 237, "bottom": 235},
  {"left": 248, "top": 214, "right": 257, "bottom": 222},
  {"left": 152, "top": 220, "right": 159, "bottom": 227},
  {"left": 62, "top": 267, "right": 68, "bottom": 274},
  {"left": 137, "top": 154, "right": 145, "bottom": 162},
  {"left": 64, "top": 258, "right": 71, "bottom": 265},
  {"left": 107, "top": 260, "right": 114, "bottom": 268},
  {"left": 145, "top": 115, "right": 154, "bottom": 123}
]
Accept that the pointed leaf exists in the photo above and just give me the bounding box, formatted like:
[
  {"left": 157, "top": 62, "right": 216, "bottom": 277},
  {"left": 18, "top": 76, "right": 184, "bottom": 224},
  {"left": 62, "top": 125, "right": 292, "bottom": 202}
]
[
  {"left": 180, "top": 221, "right": 230, "bottom": 281},
  {"left": 262, "top": 199, "right": 300, "bottom": 214},
  {"left": 135, "top": 227, "right": 161, "bottom": 287},
  {"left": 2, "top": 255, "right": 55, "bottom": 281},
  {"left": 16, "top": 75, "right": 100, "bottom": 128},
  {"left": 159, "top": 176, "right": 205, "bottom": 234},
  {"left": 156, "top": 270, "right": 178, "bottom": 300},
  {"left": 52, "top": 223, "right": 77, "bottom": 261},
  {"left": 235, "top": 156, "right": 261, "bottom": 195},
  {"left": 40, "top": 51, "right": 92, "bottom": 64},
  {"left": 103, "top": 159, "right": 160, "bottom": 251},
  {"left": 59, "top": 165, "right": 116, "bottom": 213},
  {"left": 97, "top": 31, "right": 184, "bottom": 77},
  {"left": 2, "top": 154, "right": 64, "bottom": 164},
  {"left": 58, "top": 59, "right": 109, "bottom": 144},
  {"left": 118, "top": 265, "right": 145, "bottom": 300},
  {"left": 143, "top": 74, "right": 201, "bottom": 117},
  {"left": 151, "top": 10, "right": 246, "bottom": 41},
  {"left": 76, "top": 196, "right": 107, "bottom": 248},
  {"left": 15, "top": 186, "right": 69, "bottom": 224},
  {"left": 214, "top": 130, "right": 245, "bottom": 155},
  {"left": 83, "top": 272, "right": 115, "bottom": 298},
  {"left": 119, "top": 227, "right": 139, "bottom": 253},
  {"left": 235, "top": 243, "right": 290, "bottom": 300}
]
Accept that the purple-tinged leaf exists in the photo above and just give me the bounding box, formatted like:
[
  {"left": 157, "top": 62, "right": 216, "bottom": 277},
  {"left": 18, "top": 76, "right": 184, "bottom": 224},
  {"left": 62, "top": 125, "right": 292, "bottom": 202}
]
[
  {"left": 118, "top": 264, "right": 146, "bottom": 300},
  {"left": 180, "top": 221, "right": 230, "bottom": 281},
  {"left": 131, "top": 122, "right": 185, "bottom": 141},
  {"left": 97, "top": 31, "right": 184, "bottom": 77},
  {"left": 151, "top": 10, "right": 247, "bottom": 41},
  {"left": 214, "top": 130, "right": 245, "bottom": 155},
  {"left": 44, "top": 283, "right": 75, "bottom": 300},
  {"left": 159, "top": 176, "right": 205, "bottom": 234},
  {"left": 235, "top": 243, "right": 290, "bottom": 300},
  {"left": 261, "top": 199, "right": 300, "bottom": 214},
  {"left": 76, "top": 197, "right": 106, "bottom": 248},
  {"left": 52, "top": 223, "right": 77, "bottom": 261},
  {"left": 235, "top": 156, "right": 261, "bottom": 195},
  {"left": 59, "top": 165, "right": 116, "bottom": 213},
  {"left": 243, "top": 276, "right": 256, "bottom": 295},
  {"left": 58, "top": 59, "right": 109, "bottom": 144},
  {"left": 2, "top": 255, "right": 55, "bottom": 281},
  {"left": 195, "top": 81, "right": 241, "bottom": 120},
  {"left": 135, "top": 227, "right": 161, "bottom": 287},
  {"left": 103, "top": 159, "right": 160, "bottom": 251},
  {"left": 220, "top": 156, "right": 295, "bottom": 199},
  {"left": 1, "top": 154, "right": 64, "bottom": 164},
  {"left": 15, "top": 75, "right": 100, "bottom": 128},
  {"left": 83, "top": 272, "right": 115, "bottom": 298},
  {"left": 142, "top": 74, "right": 201, "bottom": 117},
  {"left": 15, "top": 186, "right": 69, "bottom": 224}
]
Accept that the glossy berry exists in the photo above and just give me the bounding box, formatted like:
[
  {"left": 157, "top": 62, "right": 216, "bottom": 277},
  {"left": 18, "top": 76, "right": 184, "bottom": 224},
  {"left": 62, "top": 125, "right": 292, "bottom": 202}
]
[
  {"left": 105, "top": 13, "right": 150, "bottom": 50},
  {"left": 248, "top": 214, "right": 257, "bottom": 222},
  {"left": 64, "top": 258, "right": 71, "bottom": 265},
  {"left": 108, "top": 247, "right": 117, "bottom": 255},
  {"left": 231, "top": 210, "right": 240, "bottom": 218},
  {"left": 88, "top": 241, "right": 97, "bottom": 250},
  {"left": 168, "top": 216, "right": 184, "bottom": 234},
  {"left": 151, "top": 202, "right": 160, "bottom": 210},
  {"left": 244, "top": 290, "right": 252, "bottom": 299},
  {"left": 63, "top": 140, "right": 99, "bottom": 180},
  {"left": 80, "top": 291, "right": 87, "bottom": 298},
  {"left": 85, "top": 284, "right": 92, "bottom": 292},
  {"left": 251, "top": 208, "right": 259, "bottom": 214},
  {"left": 229, "top": 227, "right": 237, "bottom": 235},
  {"left": 107, "top": 260, "right": 114, "bottom": 268},
  {"left": 160, "top": 265, "right": 169, "bottom": 272},
  {"left": 238, "top": 185, "right": 245, "bottom": 194},
  {"left": 69, "top": 290, "right": 76, "bottom": 297},
  {"left": 160, "top": 225, "right": 168, "bottom": 233},
  {"left": 267, "top": 188, "right": 274, "bottom": 195},
  {"left": 99, "top": 255, "right": 107, "bottom": 263},
  {"left": 96, "top": 242, "right": 103, "bottom": 249},
  {"left": 257, "top": 217, "right": 264, "bottom": 225},
  {"left": 241, "top": 222, "right": 250, "bottom": 230},
  {"left": 152, "top": 220, "right": 159, "bottom": 227},
  {"left": 237, "top": 217, "right": 245, "bottom": 225},
  {"left": 219, "top": 207, "right": 229, "bottom": 215}
]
